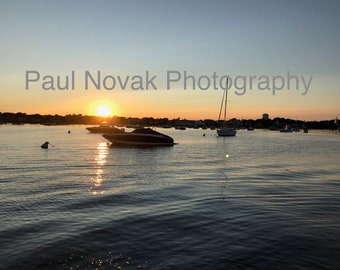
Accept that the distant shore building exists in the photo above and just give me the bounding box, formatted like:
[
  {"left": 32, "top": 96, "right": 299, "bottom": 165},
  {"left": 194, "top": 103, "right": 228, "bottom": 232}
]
[{"left": 263, "top": 113, "right": 269, "bottom": 120}]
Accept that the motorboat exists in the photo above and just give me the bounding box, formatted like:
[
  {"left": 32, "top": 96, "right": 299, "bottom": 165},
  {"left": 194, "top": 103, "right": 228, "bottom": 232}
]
[
  {"left": 86, "top": 125, "right": 124, "bottom": 134},
  {"left": 103, "top": 128, "right": 175, "bottom": 146}
]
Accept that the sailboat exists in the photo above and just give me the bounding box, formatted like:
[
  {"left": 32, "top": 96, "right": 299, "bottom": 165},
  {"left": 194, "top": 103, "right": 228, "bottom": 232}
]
[{"left": 217, "top": 78, "right": 237, "bottom": 136}]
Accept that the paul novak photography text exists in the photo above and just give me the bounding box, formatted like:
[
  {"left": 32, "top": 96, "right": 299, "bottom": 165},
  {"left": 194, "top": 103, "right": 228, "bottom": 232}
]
[{"left": 25, "top": 70, "right": 313, "bottom": 96}]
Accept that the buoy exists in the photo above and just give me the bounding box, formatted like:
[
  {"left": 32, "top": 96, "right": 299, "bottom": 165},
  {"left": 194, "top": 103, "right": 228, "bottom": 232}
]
[
  {"left": 41, "top": 141, "right": 49, "bottom": 149},
  {"left": 41, "top": 141, "right": 55, "bottom": 149}
]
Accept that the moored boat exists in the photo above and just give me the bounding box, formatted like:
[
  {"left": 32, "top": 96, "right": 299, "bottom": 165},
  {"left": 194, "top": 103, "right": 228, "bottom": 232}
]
[
  {"left": 279, "top": 125, "right": 293, "bottom": 133},
  {"left": 103, "top": 128, "right": 175, "bottom": 146},
  {"left": 86, "top": 125, "right": 124, "bottom": 134},
  {"left": 217, "top": 78, "right": 237, "bottom": 137},
  {"left": 217, "top": 127, "right": 237, "bottom": 136},
  {"left": 279, "top": 128, "right": 293, "bottom": 133}
]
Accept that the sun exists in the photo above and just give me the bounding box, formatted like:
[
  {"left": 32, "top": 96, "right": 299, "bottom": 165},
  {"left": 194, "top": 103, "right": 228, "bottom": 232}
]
[{"left": 96, "top": 105, "right": 112, "bottom": 117}]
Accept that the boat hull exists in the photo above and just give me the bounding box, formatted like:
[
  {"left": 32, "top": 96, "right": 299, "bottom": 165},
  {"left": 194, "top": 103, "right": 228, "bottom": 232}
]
[
  {"left": 103, "top": 133, "right": 174, "bottom": 147},
  {"left": 217, "top": 127, "right": 237, "bottom": 136}
]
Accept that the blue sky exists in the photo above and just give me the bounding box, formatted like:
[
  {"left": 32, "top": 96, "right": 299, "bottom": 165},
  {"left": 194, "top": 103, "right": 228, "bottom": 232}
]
[{"left": 1, "top": 0, "right": 339, "bottom": 120}]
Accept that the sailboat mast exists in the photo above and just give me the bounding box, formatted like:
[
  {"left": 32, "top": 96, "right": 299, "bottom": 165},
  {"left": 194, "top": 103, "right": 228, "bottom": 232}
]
[
  {"left": 216, "top": 77, "right": 237, "bottom": 136},
  {"left": 218, "top": 87, "right": 226, "bottom": 122},
  {"left": 218, "top": 77, "right": 229, "bottom": 126},
  {"left": 224, "top": 83, "right": 228, "bottom": 124}
]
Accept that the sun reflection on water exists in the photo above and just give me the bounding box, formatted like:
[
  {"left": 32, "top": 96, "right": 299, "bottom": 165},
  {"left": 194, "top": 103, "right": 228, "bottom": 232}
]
[{"left": 90, "top": 142, "right": 108, "bottom": 194}]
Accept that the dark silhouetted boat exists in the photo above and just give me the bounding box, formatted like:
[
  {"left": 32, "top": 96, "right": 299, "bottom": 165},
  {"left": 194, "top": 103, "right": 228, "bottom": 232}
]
[
  {"left": 279, "top": 125, "right": 293, "bottom": 133},
  {"left": 86, "top": 125, "right": 124, "bottom": 134},
  {"left": 103, "top": 128, "right": 175, "bottom": 147}
]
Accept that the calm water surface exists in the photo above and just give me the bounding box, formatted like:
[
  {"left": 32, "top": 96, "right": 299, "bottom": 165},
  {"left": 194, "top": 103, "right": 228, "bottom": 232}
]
[{"left": 1, "top": 125, "right": 340, "bottom": 269}]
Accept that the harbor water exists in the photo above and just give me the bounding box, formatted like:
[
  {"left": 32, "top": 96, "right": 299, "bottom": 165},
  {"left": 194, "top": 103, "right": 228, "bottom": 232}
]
[{"left": 1, "top": 125, "right": 340, "bottom": 269}]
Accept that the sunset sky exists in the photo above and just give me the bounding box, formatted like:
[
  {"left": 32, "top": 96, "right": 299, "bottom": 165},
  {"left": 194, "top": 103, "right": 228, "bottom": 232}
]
[{"left": 1, "top": 0, "right": 339, "bottom": 120}]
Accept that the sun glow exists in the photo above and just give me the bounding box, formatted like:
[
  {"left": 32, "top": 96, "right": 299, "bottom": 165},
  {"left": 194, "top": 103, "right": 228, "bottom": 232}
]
[
  {"left": 88, "top": 99, "right": 119, "bottom": 117},
  {"left": 96, "top": 105, "right": 112, "bottom": 117}
]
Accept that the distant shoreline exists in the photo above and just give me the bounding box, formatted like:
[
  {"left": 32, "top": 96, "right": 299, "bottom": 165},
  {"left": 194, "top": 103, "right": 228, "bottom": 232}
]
[{"left": 1, "top": 112, "right": 339, "bottom": 130}]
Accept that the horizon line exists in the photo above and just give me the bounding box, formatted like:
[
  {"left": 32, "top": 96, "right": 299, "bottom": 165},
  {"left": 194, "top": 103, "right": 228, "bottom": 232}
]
[{"left": 0, "top": 111, "right": 338, "bottom": 123}]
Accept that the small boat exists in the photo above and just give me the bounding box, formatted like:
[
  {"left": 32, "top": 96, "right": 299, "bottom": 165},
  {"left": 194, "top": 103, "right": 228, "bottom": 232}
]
[
  {"left": 280, "top": 127, "right": 293, "bottom": 133},
  {"left": 86, "top": 125, "right": 124, "bottom": 134},
  {"left": 302, "top": 125, "right": 308, "bottom": 133},
  {"left": 279, "top": 129, "right": 292, "bottom": 133},
  {"left": 217, "top": 126, "right": 237, "bottom": 136},
  {"left": 103, "top": 128, "right": 175, "bottom": 147},
  {"left": 279, "top": 125, "right": 293, "bottom": 133},
  {"left": 217, "top": 78, "right": 237, "bottom": 137}
]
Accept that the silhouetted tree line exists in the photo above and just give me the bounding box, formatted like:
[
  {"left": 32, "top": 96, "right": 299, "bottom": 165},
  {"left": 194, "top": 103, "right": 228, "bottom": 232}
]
[{"left": 0, "top": 112, "right": 338, "bottom": 130}]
